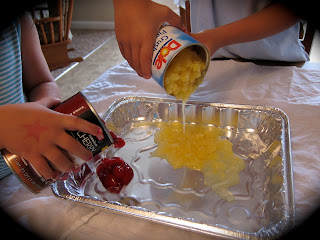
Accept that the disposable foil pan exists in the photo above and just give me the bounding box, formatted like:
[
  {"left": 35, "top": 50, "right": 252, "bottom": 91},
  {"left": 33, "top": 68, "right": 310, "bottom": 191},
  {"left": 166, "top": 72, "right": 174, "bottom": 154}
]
[{"left": 52, "top": 96, "right": 294, "bottom": 239}]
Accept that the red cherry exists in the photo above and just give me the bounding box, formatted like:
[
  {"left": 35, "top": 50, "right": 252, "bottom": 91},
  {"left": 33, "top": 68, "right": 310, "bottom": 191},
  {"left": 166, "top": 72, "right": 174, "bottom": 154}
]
[
  {"left": 109, "top": 130, "right": 117, "bottom": 139},
  {"left": 101, "top": 157, "right": 122, "bottom": 170},
  {"left": 114, "top": 137, "right": 125, "bottom": 148},
  {"left": 108, "top": 186, "right": 122, "bottom": 194},
  {"left": 113, "top": 165, "right": 125, "bottom": 178},
  {"left": 96, "top": 164, "right": 106, "bottom": 178},
  {"left": 100, "top": 158, "right": 113, "bottom": 169},
  {"left": 103, "top": 174, "right": 118, "bottom": 188},
  {"left": 96, "top": 157, "right": 134, "bottom": 194},
  {"left": 108, "top": 131, "right": 125, "bottom": 148},
  {"left": 121, "top": 165, "right": 134, "bottom": 185},
  {"left": 103, "top": 174, "right": 122, "bottom": 193},
  {"left": 110, "top": 157, "right": 123, "bottom": 162}
]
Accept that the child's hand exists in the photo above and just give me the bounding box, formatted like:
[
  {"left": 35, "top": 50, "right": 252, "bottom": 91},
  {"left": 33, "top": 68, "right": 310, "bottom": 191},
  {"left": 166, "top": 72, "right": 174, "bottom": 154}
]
[
  {"left": 190, "top": 30, "right": 223, "bottom": 58},
  {"left": 113, "top": 0, "right": 187, "bottom": 79},
  {"left": 0, "top": 100, "right": 104, "bottom": 179}
]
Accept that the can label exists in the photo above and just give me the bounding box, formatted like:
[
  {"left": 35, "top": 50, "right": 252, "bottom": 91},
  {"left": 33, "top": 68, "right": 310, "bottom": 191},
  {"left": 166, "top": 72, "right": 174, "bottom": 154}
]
[
  {"left": 151, "top": 26, "right": 204, "bottom": 87},
  {"left": 54, "top": 92, "right": 113, "bottom": 159},
  {"left": 1, "top": 149, "right": 52, "bottom": 193},
  {"left": 1, "top": 91, "right": 113, "bottom": 193}
]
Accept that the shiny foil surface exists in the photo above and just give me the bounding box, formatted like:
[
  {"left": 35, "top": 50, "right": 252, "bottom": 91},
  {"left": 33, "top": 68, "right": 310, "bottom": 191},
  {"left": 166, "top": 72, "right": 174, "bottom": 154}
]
[{"left": 52, "top": 96, "right": 294, "bottom": 239}]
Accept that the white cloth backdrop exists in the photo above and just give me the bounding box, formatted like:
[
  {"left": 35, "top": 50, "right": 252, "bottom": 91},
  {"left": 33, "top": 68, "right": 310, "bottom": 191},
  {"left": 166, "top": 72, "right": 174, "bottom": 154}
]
[{"left": 1, "top": 59, "right": 319, "bottom": 239}]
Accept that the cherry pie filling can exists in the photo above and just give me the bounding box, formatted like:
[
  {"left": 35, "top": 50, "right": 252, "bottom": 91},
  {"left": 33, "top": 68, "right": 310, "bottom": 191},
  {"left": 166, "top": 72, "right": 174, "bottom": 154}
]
[{"left": 1, "top": 92, "right": 113, "bottom": 193}]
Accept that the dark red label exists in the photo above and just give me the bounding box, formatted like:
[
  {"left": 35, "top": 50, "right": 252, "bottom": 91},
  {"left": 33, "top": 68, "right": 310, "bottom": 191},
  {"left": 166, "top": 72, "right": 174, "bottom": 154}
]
[
  {"left": 54, "top": 92, "right": 90, "bottom": 116},
  {"left": 53, "top": 92, "right": 113, "bottom": 156}
]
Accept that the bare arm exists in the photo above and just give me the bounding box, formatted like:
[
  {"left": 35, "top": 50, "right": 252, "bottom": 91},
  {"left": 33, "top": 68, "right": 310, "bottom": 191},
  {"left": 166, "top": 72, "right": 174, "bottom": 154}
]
[
  {"left": 0, "top": 13, "right": 103, "bottom": 179},
  {"left": 20, "top": 12, "right": 60, "bottom": 102},
  {"left": 191, "top": 3, "right": 300, "bottom": 56}
]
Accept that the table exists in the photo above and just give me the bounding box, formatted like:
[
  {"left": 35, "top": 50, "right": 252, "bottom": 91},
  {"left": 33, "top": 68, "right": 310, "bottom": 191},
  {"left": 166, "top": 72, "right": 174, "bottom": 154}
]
[{"left": 1, "top": 59, "right": 320, "bottom": 239}]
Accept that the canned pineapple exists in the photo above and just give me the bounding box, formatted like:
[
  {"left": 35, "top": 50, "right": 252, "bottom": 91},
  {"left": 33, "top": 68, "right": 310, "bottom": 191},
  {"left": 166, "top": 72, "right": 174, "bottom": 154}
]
[{"left": 152, "top": 26, "right": 210, "bottom": 101}]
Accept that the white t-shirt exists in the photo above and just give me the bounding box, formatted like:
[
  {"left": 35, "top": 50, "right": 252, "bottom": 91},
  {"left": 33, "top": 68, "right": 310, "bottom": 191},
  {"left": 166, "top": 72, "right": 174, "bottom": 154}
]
[{"left": 189, "top": 0, "right": 309, "bottom": 62}]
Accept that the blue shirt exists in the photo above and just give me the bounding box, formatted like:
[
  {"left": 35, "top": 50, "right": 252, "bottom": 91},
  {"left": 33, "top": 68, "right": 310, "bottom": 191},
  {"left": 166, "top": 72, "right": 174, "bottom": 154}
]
[
  {"left": 0, "top": 21, "right": 24, "bottom": 179},
  {"left": 190, "top": 0, "right": 309, "bottom": 62}
]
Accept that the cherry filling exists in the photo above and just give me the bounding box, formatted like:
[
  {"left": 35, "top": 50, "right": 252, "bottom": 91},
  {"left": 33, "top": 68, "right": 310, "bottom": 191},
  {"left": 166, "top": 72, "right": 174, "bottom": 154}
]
[
  {"left": 109, "top": 131, "right": 125, "bottom": 148},
  {"left": 96, "top": 131, "right": 131, "bottom": 193},
  {"left": 99, "top": 118, "right": 125, "bottom": 148},
  {"left": 96, "top": 157, "right": 134, "bottom": 193}
]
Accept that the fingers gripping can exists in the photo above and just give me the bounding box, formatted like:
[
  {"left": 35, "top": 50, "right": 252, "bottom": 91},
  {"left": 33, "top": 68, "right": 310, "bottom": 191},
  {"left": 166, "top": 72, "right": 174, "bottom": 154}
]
[
  {"left": 53, "top": 92, "right": 114, "bottom": 165},
  {"left": 151, "top": 26, "right": 210, "bottom": 90},
  {"left": 1, "top": 92, "right": 114, "bottom": 193}
]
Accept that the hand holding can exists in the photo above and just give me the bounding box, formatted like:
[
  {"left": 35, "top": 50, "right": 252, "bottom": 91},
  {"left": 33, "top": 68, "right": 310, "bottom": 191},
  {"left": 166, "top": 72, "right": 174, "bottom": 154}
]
[
  {"left": 1, "top": 92, "right": 114, "bottom": 193},
  {"left": 113, "top": 0, "right": 187, "bottom": 79}
]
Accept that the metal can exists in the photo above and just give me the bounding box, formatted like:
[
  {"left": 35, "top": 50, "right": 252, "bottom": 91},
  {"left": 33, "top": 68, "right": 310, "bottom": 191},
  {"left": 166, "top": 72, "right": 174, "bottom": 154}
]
[
  {"left": 151, "top": 25, "right": 210, "bottom": 89},
  {"left": 1, "top": 91, "right": 114, "bottom": 193},
  {"left": 53, "top": 91, "right": 114, "bottom": 165}
]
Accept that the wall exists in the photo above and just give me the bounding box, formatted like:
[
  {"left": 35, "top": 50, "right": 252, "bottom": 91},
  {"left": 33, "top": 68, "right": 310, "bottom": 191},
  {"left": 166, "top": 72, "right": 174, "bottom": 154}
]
[
  {"left": 71, "top": 0, "right": 115, "bottom": 29},
  {"left": 71, "top": 0, "right": 178, "bottom": 30}
]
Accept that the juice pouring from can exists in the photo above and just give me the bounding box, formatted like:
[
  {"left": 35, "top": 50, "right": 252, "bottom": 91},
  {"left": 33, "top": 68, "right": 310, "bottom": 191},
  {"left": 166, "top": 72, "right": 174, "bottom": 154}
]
[
  {"left": 1, "top": 92, "right": 114, "bottom": 193},
  {"left": 152, "top": 26, "right": 210, "bottom": 131},
  {"left": 151, "top": 25, "right": 210, "bottom": 92}
]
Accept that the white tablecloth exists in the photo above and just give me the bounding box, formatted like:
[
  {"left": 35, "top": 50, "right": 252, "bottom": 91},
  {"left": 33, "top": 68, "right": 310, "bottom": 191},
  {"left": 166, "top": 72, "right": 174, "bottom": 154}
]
[{"left": 1, "top": 60, "right": 320, "bottom": 239}]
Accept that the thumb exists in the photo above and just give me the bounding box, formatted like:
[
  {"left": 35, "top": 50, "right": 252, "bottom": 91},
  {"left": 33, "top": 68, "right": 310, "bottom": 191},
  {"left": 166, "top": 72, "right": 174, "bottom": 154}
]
[{"left": 37, "top": 97, "right": 61, "bottom": 109}]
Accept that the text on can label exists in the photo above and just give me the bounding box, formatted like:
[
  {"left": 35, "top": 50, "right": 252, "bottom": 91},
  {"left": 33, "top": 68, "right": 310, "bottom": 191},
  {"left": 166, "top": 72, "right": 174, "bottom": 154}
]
[{"left": 153, "top": 39, "right": 182, "bottom": 70}]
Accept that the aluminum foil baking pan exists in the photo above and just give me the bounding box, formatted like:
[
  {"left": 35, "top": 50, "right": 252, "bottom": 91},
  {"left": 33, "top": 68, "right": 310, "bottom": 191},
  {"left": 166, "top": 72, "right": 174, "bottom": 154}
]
[{"left": 52, "top": 96, "right": 294, "bottom": 239}]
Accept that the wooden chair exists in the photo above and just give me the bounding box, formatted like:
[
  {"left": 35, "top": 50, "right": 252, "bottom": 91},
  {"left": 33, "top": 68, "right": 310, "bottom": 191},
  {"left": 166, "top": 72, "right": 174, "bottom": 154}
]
[
  {"left": 33, "top": 0, "right": 83, "bottom": 70},
  {"left": 179, "top": 0, "right": 191, "bottom": 33}
]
